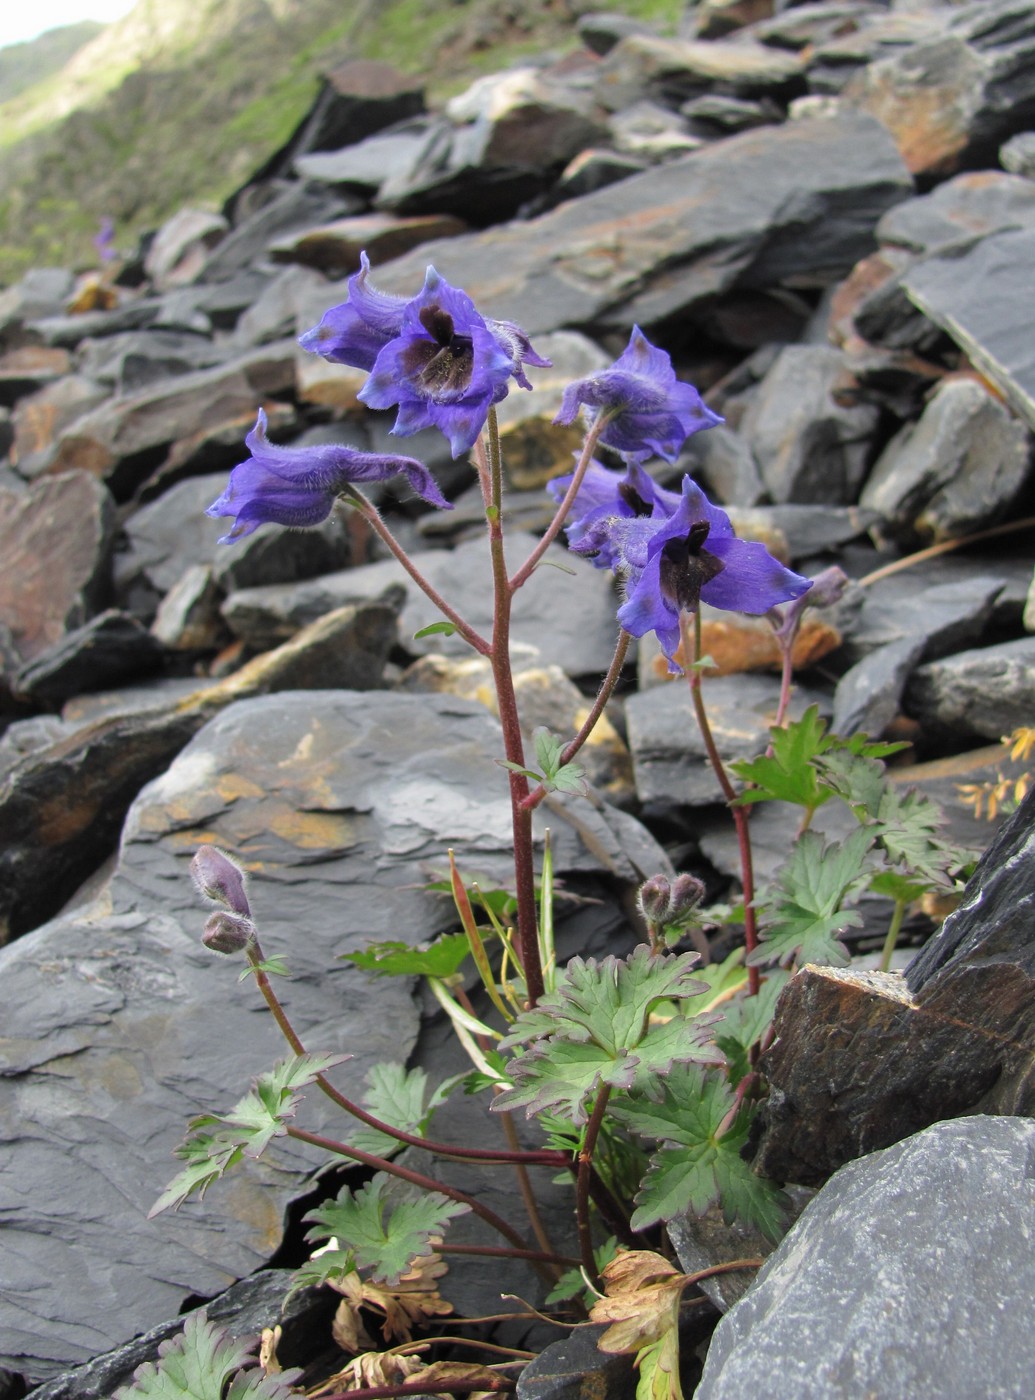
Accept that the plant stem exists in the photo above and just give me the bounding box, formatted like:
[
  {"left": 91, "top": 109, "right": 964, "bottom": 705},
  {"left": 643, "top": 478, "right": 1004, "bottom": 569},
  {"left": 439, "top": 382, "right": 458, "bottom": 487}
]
[
  {"left": 858, "top": 513, "right": 1035, "bottom": 588},
  {"left": 315, "top": 1381, "right": 515, "bottom": 1400},
  {"left": 243, "top": 945, "right": 564, "bottom": 1167},
  {"left": 342, "top": 486, "right": 491, "bottom": 656},
  {"left": 575, "top": 1085, "right": 612, "bottom": 1284},
  {"left": 441, "top": 1242, "right": 580, "bottom": 1268},
  {"left": 497, "top": 1094, "right": 564, "bottom": 1272},
  {"left": 522, "top": 629, "right": 633, "bottom": 812},
  {"left": 879, "top": 896, "right": 907, "bottom": 972},
  {"left": 681, "top": 611, "right": 761, "bottom": 995}
]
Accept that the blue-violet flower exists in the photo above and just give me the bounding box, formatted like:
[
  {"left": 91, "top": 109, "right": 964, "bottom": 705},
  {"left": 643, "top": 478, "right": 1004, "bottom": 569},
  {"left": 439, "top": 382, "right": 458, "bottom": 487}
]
[
  {"left": 206, "top": 408, "right": 450, "bottom": 543},
  {"left": 554, "top": 326, "right": 723, "bottom": 462}
]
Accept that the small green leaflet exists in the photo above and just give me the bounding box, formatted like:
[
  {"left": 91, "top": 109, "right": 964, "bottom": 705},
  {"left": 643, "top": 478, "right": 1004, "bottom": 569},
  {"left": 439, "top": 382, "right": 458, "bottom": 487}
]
[
  {"left": 114, "top": 1309, "right": 301, "bottom": 1400},
  {"left": 340, "top": 934, "right": 471, "bottom": 980},
  {"left": 305, "top": 1172, "right": 469, "bottom": 1286},
  {"left": 713, "top": 970, "right": 790, "bottom": 1086},
  {"left": 498, "top": 726, "right": 588, "bottom": 796},
  {"left": 869, "top": 786, "right": 977, "bottom": 889},
  {"left": 289, "top": 1246, "right": 355, "bottom": 1298},
  {"left": 546, "top": 1236, "right": 620, "bottom": 1307},
  {"left": 238, "top": 953, "right": 289, "bottom": 981},
  {"left": 491, "top": 947, "right": 712, "bottom": 1124},
  {"left": 345, "top": 1062, "right": 462, "bottom": 1157},
  {"left": 751, "top": 826, "right": 877, "bottom": 968},
  {"left": 413, "top": 621, "right": 457, "bottom": 640},
  {"left": 731, "top": 705, "right": 833, "bottom": 815},
  {"left": 610, "top": 1064, "right": 787, "bottom": 1242},
  {"left": 149, "top": 1052, "right": 349, "bottom": 1217}
]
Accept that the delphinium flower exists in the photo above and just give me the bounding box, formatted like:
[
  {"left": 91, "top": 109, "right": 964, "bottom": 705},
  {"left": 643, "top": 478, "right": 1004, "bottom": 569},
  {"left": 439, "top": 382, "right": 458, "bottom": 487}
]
[
  {"left": 93, "top": 216, "right": 117, "bottom": 263},
  {"left": 551, "top": 460, "right": 812, "bottom": 671},
  {"left": 206, "top": 407, "right": 450, "bottom": 543},
  {"left": 300, "top": 252, "right": 551, "bottom": 457},
  {"left": 554, "top": 325, "right": 723, "bottom": 462}
]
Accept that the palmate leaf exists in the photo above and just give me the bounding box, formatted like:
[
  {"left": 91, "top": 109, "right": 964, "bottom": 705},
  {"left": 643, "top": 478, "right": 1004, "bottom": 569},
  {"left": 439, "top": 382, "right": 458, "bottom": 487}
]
[
  {"left": 750, "top": 826, "right": 877, "bottom": 968},
  {"left": 730, "top": 704, "right": 833, "bottom": 813},
  {"left": 114, "top": 1310, "right": 300, "bottom": 1400},
  {"left": 610, "top": 1066, "right": 787, "bottom": 1242},
  {"left": 491, "top": 947, "right": 711, "bottom": 1123},
  {"left": 345, "top": 1063, "right": 462, "bottom": 1157},
  {"left": 305, "top": 1173, "right": 469, "bottom": 1286},
  {"left": 870, "top": 786, "right": 977, "bottom": 888},
  {"left": 150, "top": 1053, "right": 349, "bottom": 1217},
  {"left": 340, "top": 934, "right": 471, "bottom": 980},
  {"left": 713, "top": 970, "right": 790, "bottom": 1085}
]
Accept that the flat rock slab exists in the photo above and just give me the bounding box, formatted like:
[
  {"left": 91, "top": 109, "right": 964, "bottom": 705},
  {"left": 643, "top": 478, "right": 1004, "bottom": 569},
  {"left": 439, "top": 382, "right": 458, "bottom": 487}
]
[
  {"left": 0, "top": 688, "right": 663, "bottom": 1381},
  {"left": 697, "top": 1117, "right": 1035, "bottom": 1399}
]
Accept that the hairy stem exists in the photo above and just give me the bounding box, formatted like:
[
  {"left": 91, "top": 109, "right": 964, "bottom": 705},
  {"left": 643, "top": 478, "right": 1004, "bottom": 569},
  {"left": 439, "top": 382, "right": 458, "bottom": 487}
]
[
  {"left": 879, "top": 896, "right": 907, "bottom": 972},
  {"left": 575, "top": 1085, "right": 612, "bottom": 1284}
]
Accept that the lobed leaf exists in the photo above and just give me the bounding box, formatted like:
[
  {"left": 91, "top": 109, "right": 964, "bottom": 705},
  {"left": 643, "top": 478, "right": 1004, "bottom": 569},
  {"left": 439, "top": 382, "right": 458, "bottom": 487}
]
[
  {"left": 750, "top": 826, "right": 876, "bottom": 968},
  {"left": 340, "top": 935, "right": 471, "bottom": 980},
  {"left": 114, "top": 1310, "right": 300, "bottom": 1400}
]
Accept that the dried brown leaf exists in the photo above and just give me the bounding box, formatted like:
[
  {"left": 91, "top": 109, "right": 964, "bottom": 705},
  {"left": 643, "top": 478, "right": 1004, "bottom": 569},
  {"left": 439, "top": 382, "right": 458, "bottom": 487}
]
[
  {"left": 590, "top": 1251, "right": 690, "bottom": 1356},
  {"left": 331, "top": 1253, "right": 454, "bottom": 1345}
]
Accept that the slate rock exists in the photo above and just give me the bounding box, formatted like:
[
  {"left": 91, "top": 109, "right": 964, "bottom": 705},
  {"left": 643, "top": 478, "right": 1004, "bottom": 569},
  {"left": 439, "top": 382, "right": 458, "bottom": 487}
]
[
  {"left": 221, "top": 531, "right": 622, "bottom": 677},
  {"left": 830, "top": 633, "right": 927, "bottom": 738},
  {"left": 607, "top": 100, "right": 702, "bottom": 160},
  {"left": 833, "top": 573, "right": 1007, "bottom": 667},
  {"left": 517, "top": 1325, "right": 634, "bottom": 1400},
  {"left": 905, "top": 635, "right": 1035, "bottom": 743},
  {"left": 0, "top": 268, "right": 76, "bottom": 335},
  {"left": 199, "top": 182, "right": 364, "bottom": 284},
  {"left": 144, "top": 208, "right": 229, "bottom": 290},
  {"left": 861, "top": 376, "right": 1032, "bottom": 542},
  {"left": 294, "top": 120, "right": 435, "bottom": 195},
  {"left": 277, "top": 57, "right": 425, "bottom": 169},
  {"left": 0, "top": 471, "right": 115, "bottom": 670},
  {"left": 549, "top": 146, "right": 648, "bottom": 204},
  {"left": 876, "top": 169, "right": 1035, "bottom": 256},
  {"left": 901, "top": 226, "right": 1035, "bottom": 433},
  {"left": 1000, "top": 129, "right": 1035, "bottom": 177},
  {"left": 697, "top": 1117, "right": 1035, "bottom": 1399},
  {"left": 679, "top": 423, "right": 766, "bottom": 507},
  {"left": 12, "top": 608, "right": 166, "bottom": 707},
  {"left": 74, "top": 328, "right": 229, "bottom": 395},
  {"left": 9, "top": 374, "right": 111, "bottom": 478},
  {"left": 0, "top": 344, "right": 71, "bottom": 408},
  {"left": 0, "top": 687, "right": 667, "bottom": 1378},
  {"left": 577, "top": 11, "right": 657, "bottom": 57},
  {"left": 268, "top": 211, "right": 466, "bottom": 277},
  {"left": 368, "top": 110, "right": 911, "bottom": 336},
  {"left": 741, "top": 344, "right": 880, "bottom": 504},
  {"left": 150, "top": 565, "right": 230, "bottom": 651},
  {"left": 594, "top": 34, "right": 806, "bottom": 111}
]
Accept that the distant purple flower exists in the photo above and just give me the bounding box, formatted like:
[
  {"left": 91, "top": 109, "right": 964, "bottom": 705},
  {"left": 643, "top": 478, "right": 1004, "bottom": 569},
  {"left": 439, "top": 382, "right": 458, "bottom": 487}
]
[
  {"left": 554, "top": 326, "right": 723, "bottom": 462},
  {"left": 552, "top": 461, "right": 812, "bottom": 671},
  {"left": 206, "top": 408, "right": 450, "bottom": 543},
  {"left": 93, "top": 216, "right": 117, "bottom": 263}
]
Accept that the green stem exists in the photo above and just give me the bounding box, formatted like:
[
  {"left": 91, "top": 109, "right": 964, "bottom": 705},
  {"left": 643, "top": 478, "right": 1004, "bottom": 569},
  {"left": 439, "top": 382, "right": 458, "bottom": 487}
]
[
  {"left": 880, "top": 897, "right": 907, "bottom": 972},
  {"left": 681, "top": 611, "right": 761, "bottom": 996},
  {"left": 575, "top": 1085, "right": 612, "bottom": 1284}
]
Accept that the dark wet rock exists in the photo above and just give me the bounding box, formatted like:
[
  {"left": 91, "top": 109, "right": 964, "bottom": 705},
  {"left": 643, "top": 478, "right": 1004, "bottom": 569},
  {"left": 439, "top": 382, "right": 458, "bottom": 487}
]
[
  {"left": 517, "top": 1325, "right": 635, "bottom": 1400},
  {"left": 28, "top": 1271, "right": 336, "bottom": 1400},
  {"left": 698, "top": 1118, "right": 1035, "bottom": 1399},
  {"left": 625, "top": 673, "right": 829, "bottom": 806},
  {"left": 0, "top": 687, "right": 668, "bottom": 1378},
  {"left": 12, "top": 609, "right": 165, "bottom": 707},
  {"left": 221, "top": 530, "right": 621, "bottom": 677},
  {"left": 74, "top": 329, "right": 229, "bottom": 396},
  {"left": 144, "top": 209, "right": 229, "bottom": 291},
  {"left": 0, "top": 472, "right": 115, "bottom": 673},
  {"left": 741, "top": 345, "right": 880, "bottom": 504},
  {"left": 830, "top": 634, "right": 927, "bottom": 738},
  {"left": 199, "top": 182, "right": 364, "bottom": 284},
  {"left": 369, "top": 109, "right": 912, "bottom": 335},
  {"left": 269, "top": 211, "right": 467, "bottom": 277},
  {"left": 901, "top": 226, "right": 1035, "bottom": 433},
  {"left": 905, "top": 635, "right": 1035, "bottom": 744},
  {"left": 876, "top": 170, "right": 1035, "bottom": 256},
  {"left": 860, "top": 376, "right": 1031, "bottom": 542},
  {"left": 0, "top": 598, "right": 400, "bottom": 942}
]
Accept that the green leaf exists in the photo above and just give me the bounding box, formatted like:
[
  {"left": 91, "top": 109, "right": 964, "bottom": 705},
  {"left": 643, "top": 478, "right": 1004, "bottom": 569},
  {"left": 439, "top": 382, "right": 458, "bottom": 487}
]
[
  {"left": 751, "top": 826, "right": 876, "bottom": 968},
  {"left": 611, "top": 1065, "right": 787, "bottom": 1241},
  {"left": 730, "top": 706, "right": 833, "bottom": 814},
  {"left": 288, "top": 1246, "right": 355, "bottom": 1298},
  {"left": 114, "top": 1309, "right": 300, "bottom": 1400},
  {"left": 870, "top": 787, "right": 977, "bottom": 888},
  {"left": 340, "top": 935, "right": 471, "bottom": 980},
  {"left": 413, "top": 621, "right": 457, "bottom": 640},
  {"left": 150, "top": 1053, "right": 348, "bottom": 1217},
  {"left": 345, "top": 1063, "right": 458, "bottom": 1157},
  {"left": 713, "top": 970, "right": 790, "bottom": 1085},
  {"left": 492, "top": 948, "right": 713, "bottom": 1123},
  {"left": 546, "top": 1237, "right": 619, "bottom": 1307},
  {"left": 238, "top": 954, "right": 289, "bottom": 981},
  {"left": 305, "top": 1173, "right": 469, "bottom": 1286}
]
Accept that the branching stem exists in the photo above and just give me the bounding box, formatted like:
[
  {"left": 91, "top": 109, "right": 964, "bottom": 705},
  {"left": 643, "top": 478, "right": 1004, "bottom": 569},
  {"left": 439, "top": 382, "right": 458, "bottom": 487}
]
[{"left": 575, "top": 1085, "right": 612, "bottom": 1284}]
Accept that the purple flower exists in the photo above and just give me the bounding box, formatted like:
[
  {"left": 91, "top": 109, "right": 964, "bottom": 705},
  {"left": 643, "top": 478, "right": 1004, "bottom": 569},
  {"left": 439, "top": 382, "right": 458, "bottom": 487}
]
[
  {"left": 552, "top": 461, "right": 812, "bottom": 671},
  {"left": 554, "top": 326, "right": 723, "bottom": 462},
  {"left": 206, "top": 408, "right": 451, "bottom": 543},
  {"left": 93, "top": 216, "right": 117, "bottom": 263},
  {"left": 298, "top": 251, "right": 408, "bottom": 371}
]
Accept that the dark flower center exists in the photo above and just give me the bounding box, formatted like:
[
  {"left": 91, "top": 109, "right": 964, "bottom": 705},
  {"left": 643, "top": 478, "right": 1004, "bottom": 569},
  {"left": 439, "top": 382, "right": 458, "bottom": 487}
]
[
  {"left": 658, "top": 520, "right": 725, "bottom": 613},
  {"left": 619, "top": 481, "right": 652, "bottom": 516},
  {"left": 402, "top": 303, "right": 475, "bottom": 397}
]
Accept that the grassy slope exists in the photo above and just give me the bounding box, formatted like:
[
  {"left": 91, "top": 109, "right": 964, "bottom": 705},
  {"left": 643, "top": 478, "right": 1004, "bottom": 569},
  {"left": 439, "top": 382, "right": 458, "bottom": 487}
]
[
  {"left": 0, "top": 0, "right": 683, "bottom": 287},
  {"left": 0, "top": 23, "right": 102, "bottom": 106}
]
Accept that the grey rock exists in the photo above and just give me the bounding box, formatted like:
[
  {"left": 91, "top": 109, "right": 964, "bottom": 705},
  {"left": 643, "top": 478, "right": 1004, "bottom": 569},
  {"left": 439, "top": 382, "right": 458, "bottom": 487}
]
[
  {"left": 861, "top": 377, "right": 1032, "bottom": 542},
  {"left": 902, "top": 225, "right": 1035, "bottom": 432},
  {"left": 199, "top": 182, "right": 364, "bottom": 284},
  {"left": 679, "top": 424, "right": 767, "bottom": 507},
  {"left": 577, "top": 11, "right": 657, "bottom": 57},
  {"left": 27, "top": 299, "right": 167, "bottom": 347},
  {"left": 876, "top": 169, "right": 1035, "bottom": 255},
  {"left": 697, "top": 1117, "right": 1035, "bottom": 1399},
  {"left": 681, "top": 92, "right": 781, "bottom": 137},
  {"left": 1000, "top": 129, "right": 1035, "bottom": 177},
  {"left": 0, "top": 688, "right": 667, "bottom": 1378},
  {"left": 550, "top": 147, "right": 648, "bottom": 204},
  {"left": 154, "top": 270, "right": 279, "bottom": 333},
  {"left": 144, "top": 208, "right": 229, "bottom": 290},
  {"left": 74, "top": 329, "right": 229, "bottom": 395},
  {"left": 222, "top": 531, "right": 622, "bottom": 677},
  {"left": 742, "top": 345, "right": 880, "bottom": 504},
  {"left": 518, "top": 1325, "right": 634, "bottom": 1400},
  {"left": 232, "top": 264, "right": 330, "bottom": 348},
  {"left": 278, "top": 58, "right": 425, "bottom": 170},
  {"left": 834, "top": 574, "right": 1007, "bottom": 666},
  {"left": 0, "top": 268, "right": 76, "bottom": 334},
  {"left": 607, "top": 100, "right": 702, "bottom": 160},
  {"left": 9, "top": 374, "right": 111, "bottom": 479},
  {"left": 830, "top": 633, "right": 927, "bottom": 738},
  {"left": 594, "top": 33, "right": 806, "bottom": 112},
  {"left": 295, "top": 120, "right": 435, "bottom": 194},
  {"left": 905, "top": 635, "right": 1035, "bottom": 743},
  {"left": 150, "top": 564, "right": 229, "bottom": 651},
  {"left": 12, "top": 608, "right": 165, "bottom": 707}
]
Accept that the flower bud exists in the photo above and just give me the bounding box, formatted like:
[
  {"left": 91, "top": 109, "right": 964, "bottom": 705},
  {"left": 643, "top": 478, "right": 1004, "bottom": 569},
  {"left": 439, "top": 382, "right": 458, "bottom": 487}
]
[
  {"left": 668, "top": 873, "right": 706, "bottom": 918},
  {"left": 637, "top": 875, "right": 672, "bottom": 925},
  {"left": 806, "top": 565, "right": 850, "bottom": 610},
  {"left": 191, "top": 846, "right": 250, "bottom": 916},
  {"left": 202, "top": 910, "right": 256, "bottom": 954}
]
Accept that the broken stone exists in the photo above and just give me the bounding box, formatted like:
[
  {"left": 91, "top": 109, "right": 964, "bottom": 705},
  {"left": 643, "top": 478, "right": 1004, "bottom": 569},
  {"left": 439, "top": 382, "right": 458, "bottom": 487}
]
[
  {"left": 150, "top": 565, "right": 229, "bottom": 651},
  {"left": 876, "top": 169, "right": 1035, "bottom": 256},
  {"left": 830, "top": 634, "right": 927, "bottom": 738},
  {"left": 0, "top": 344, "right": 71, "bottom": 408},
  {"left": 144, "top": 208, "right": 229, "bottom": 291},
  {"left": 273, "top": 57, "right": 425, "bottom": 174},
  {"left": 904, "top": 635, "right": 1035, "bottom": 744},
  {"left": 268, "top": 211, "right": 466, "bottom": 277},
  {"left": 595, "top": 34, "right": 806, "bottom": 111},
  {"left": 199, "top": 182, "right": 364, "bottom": 284},
  {"left": 12, "top": 609, "right": 165, "bottom": 707},
  {"left": 9, "top": 375, "right": 111, "bottom": 478}
]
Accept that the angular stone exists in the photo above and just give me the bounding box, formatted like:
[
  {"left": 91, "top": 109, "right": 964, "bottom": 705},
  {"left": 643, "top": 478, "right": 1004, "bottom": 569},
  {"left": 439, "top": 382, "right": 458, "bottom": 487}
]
[
  {"left": 0, "top": 268, "right": 76, "bottom": 335},
  {"left": 150, "top": 565, "right": 229, "bottom": 651},
  {"left": 74, "top": 329, "right": 229, "bottom": 396},
  {"left": 742, "top": 345, "right": 880, "bottom": 504},
  {"left": 861, "top": 376, "right": 1032, "bottom": 542},
  {"left": 367, "top": 110, "right": 911, "bottom": 335},
  {"left": 0, "top": 597, "right": 400, "bottom": 941},
  {"left": 0, "top": 687, "right": 667, "bottom": 1377},
  {"left": 905, "top": 636, "right": 1035, "bottom": 744},
  {"left": 830, "top": 633, "right": 927, "bottom": 739},
  {"left": 679, "top": 424, "right": 766, "bottom": 507},
  {"left": 144, "top": 208, "right": 228, "bottom": 290},
  {"left": 294, "top": 122, "right": 434, "bottom": 195},
  {"left": 698, "top": 1118, "right": 1035, "bottom": 1398},
  {"left": 0, "top": 344, "right": 71, "bottom": 408},
  {"left": 443, "top": 66, "right": 607, "bottom": 169},
  {"left": 681, "top": 92, "right": 780, "bottom": 137},
  {"left": 834, "top": 573, "right": 1007, "bottom": 667},
  {"left": 12, "top": 609, "right": 165, "bottom": 707},
  {"left": 221, "top": 531, "right": 622, "bottom": 677},
  {"left": 1000, "top": 129, "right": 1035, "bottom": 177},
  {"left": 607, "top": 100, "right": 702, "bottom": 160},
  {"left": 550, "top": 147, "right": 647, "bottom": 205},
  {"left": 638, "top": 606, "right": 841, "bottom": 688},
  {"left": 595, "top": 34, "right": 806, "bottom": 111},
  {"left": 902, "top": 226, "right": 1035, "bottom": 433},
  {"left": 199, "top": 182, "right": 364, "bottom": 284},
  {"left": 274, "top": 57, "right": 425, "bottom": 172},
  {"left": 517, "top": 1325, "right": 634, "bottom": 1400},
  {"left": 9, "top": 375, "right": 110, "bottom": 477},
  {"left": 876, "top": 170, "right": 1035, "bottom": 255},
  {"left": 269, "top": 211, "right": 466, "bottom": 277},
  {"left": 0, "top": 472, "right": 115, "bottom": 669},
  {"left": 231, "top": 264, "right": 329, "bottom": 349}
]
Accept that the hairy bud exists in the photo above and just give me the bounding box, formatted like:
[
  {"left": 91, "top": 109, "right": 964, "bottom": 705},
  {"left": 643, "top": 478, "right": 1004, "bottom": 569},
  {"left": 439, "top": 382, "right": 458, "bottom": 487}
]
[
  {"left": 202, "top": 911, "right": 256, "bottom": 955},
  {"left": 191, "top": 846, "right": 250, "bottom": 917},
  {"left": 668, "top": 873, "right": 706, "bottom": 918},
  {"left": 637, "top": 875, "right": 672, "bottom": 926}
]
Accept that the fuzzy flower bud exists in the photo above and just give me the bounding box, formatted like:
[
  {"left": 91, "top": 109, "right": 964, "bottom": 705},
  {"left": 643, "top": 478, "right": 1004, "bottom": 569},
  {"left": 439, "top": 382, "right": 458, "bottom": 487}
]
[
  {"left": 668, "top": 873, "right": 706, "bottom": 919},
  {"left": 637, "top": 875, "right": 673, "bottom": 926},
  {"left": 202, "top": 911, "right": 256, "bottom": 955},
  {"left": 191, "top": 846, "right": 251, "bottom": 917}
]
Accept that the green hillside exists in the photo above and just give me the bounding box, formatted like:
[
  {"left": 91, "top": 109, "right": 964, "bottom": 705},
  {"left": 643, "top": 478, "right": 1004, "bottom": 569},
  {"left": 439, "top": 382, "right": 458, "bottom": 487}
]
[
  {"left": 0, "top": 0, "right": 683, "bottom": 287},
  {"left": 0, "top": 22, "right": 102, "bottom": 105}
]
